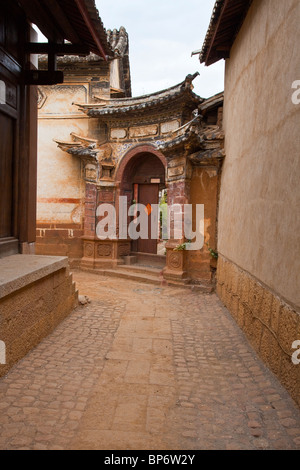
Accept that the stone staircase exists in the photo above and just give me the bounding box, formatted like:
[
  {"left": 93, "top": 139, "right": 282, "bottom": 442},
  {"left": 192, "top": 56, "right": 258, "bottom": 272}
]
[
  {"left": 97, "top": 264, "right": 163, "bottom": 286},
  {"left": 82, "top": 253, "right": 214, "bottom": 292}
]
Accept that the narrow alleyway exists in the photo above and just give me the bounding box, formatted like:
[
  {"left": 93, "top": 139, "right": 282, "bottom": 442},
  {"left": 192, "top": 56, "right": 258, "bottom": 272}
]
[{"left": 0, "top": 271, "right": 299, "bottom": 450}]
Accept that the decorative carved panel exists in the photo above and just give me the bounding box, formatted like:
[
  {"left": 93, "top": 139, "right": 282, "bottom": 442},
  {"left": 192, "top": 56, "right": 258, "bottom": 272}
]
[
  {"left": 129, "top": 124, "right": 158, "bottom": 138},
  {"left": 168, "top": 251, "right": 182, "bottom": 269},
  {"left": 118, "top": 243, "right": 130, "bottom": 256},
  {"left": 168, "top": 166, "right": 184, "bottom": 178},
  {"left": 37, "top": 87, "right": 47, "bottom": 109},
  {"left": 97, "top": 243, "right": 112, "bottom": 257},
  {"left": 161, "top": 120, "right": 180, "bottom": 134},
  {"left": 85, "top": 163, "right": 97, "bottom": 181},
  {"left": 110, "top": 128, "right": 127, "bottom": 139},
  {"left": 84, "top": 243, "right": 94, "bottom": 257}
]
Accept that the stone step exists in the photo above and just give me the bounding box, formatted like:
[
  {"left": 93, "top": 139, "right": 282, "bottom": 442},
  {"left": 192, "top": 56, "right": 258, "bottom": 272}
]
[
  {"left": 80, "top": 264, "right": 214, "bottom": 292},
  {"left": 83, "top": 265, "right": 214, "bottom": 292},
  {"left": 100, "top": 268, "right": 162, "bottom": 286},
  {"left": 130, "top": 252, "right": 166, "bottom": 269},
  {"left": 116, "top": 264, "right": 163, "bottom": 276}
]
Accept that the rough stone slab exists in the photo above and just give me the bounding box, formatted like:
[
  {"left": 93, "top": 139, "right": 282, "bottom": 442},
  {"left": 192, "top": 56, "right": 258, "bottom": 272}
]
[{"left": 0, "top": 255, "right": 69, "bottom": 300}]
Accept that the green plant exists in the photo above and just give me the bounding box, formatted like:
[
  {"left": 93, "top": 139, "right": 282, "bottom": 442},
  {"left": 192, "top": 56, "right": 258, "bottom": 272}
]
[
  {"left": 206, "top": 242, "right": 218, "bottom": 259},
  {"left": 173, "top": 240, "right": 192, "bottom": 251},
  {"left": 173, "top": 243, "right": 187, "bottom": 251}
]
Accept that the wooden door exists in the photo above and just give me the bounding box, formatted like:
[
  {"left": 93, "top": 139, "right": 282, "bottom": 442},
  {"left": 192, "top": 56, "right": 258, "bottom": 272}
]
[
  {"left": 0, "top": 112, "right": 14, "bottom": 238},
  {"left": 137, "top": 184, "right": 159, "bottom": 254}
]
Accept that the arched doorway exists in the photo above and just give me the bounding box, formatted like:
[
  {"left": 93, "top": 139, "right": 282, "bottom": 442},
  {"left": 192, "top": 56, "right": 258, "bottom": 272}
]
[{"left": 116, "top": 145, "right": 167, "bottom": 256}]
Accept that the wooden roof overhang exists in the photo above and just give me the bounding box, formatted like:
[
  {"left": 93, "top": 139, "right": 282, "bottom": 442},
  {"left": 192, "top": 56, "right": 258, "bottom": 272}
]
[
  {"left": 18, "top": 0, "right": 112, "bottom": 84},
  {"left": 200, "top": 0, "right": 253, "bottom": 66}
]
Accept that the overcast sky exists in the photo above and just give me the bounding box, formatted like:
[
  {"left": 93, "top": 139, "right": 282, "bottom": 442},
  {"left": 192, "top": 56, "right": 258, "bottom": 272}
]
[{"left": 97, "top": 0, "right": 224, "bottom": 99}]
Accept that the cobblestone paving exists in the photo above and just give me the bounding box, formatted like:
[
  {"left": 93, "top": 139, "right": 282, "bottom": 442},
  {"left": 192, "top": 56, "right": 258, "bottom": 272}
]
[{"left": 0, "top": 271, "right": 299, "bottom": 450}]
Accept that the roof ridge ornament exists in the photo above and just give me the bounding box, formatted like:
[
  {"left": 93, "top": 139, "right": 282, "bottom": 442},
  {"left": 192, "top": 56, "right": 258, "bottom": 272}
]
[
  {"left": 106, "top": 26, "right": 129, "bottom": 58},
  {"left": 182, "top": 72, "right": 200, "bottom": 90}
]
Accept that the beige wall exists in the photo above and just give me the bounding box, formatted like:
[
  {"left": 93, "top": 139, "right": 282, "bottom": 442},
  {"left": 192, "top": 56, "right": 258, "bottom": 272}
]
[
  {"left": 220, "top": 0, "right": 300, "bottom": 309},
  {"left": 188, "top": 167, "right": 219, "bottom": 281},
  {"left": 37, "top": 84, "right": 90, "bottom": 225}
]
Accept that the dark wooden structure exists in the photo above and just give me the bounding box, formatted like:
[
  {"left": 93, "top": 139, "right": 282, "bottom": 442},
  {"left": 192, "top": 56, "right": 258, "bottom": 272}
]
[{"left": 0, "top": 0, "right": 111, "bottom": 258}]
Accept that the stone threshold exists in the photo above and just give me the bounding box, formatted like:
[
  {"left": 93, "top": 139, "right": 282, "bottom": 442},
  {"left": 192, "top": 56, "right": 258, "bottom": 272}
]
[
  {"left": 0, "top": 254, "right": 69, "bottom": 300},
  {"left": 79, "top": 264, "right": 214, "bottom": 292}
]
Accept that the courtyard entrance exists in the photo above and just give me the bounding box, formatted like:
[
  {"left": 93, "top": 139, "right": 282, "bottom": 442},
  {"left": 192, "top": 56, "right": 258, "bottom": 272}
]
[{"left": 119, "top": 149, "right": 167, "bottom": 260}]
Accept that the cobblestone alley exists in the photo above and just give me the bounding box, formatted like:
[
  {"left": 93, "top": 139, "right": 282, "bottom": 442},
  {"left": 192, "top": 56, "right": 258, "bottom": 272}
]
[{"left": 0, "top": 271, "right": 299, "bottom": 450}]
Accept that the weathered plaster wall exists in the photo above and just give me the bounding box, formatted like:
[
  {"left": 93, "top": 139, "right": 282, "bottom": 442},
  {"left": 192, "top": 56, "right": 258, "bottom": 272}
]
[
  {"left": 217, "top": 0, "right": 300, "bottom": 405},
  {"left": 37, "top": 118, "right": 86, "bottom": 224},
  {"left": 187, "top": 167, "right": 219, "bottom": 282},
  {"left": 219, "top": 0, "right": 300, "bottom": 309},
  {"left": 36, "top": 86, "right": 88, "bottom": 261}
]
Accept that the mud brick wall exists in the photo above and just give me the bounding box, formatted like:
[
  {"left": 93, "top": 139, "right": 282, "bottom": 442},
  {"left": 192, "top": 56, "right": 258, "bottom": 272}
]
[
  {"left": 36, "top": 225, "right": 84, "bottom": 266},
  {"left": 0, "top": 267, "right": 78, "bottom": 378},
  {"left": 217, "top": 255, "right": 300, "bottom": 407}
]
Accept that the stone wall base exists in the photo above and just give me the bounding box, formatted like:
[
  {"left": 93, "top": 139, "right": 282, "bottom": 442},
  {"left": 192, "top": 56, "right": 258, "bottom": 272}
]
[
  {"left": 217, "top": 255, "right": 300, "bottom": 407},
  {"left": 0, "top": 255, "right": 78, "bottom": 378},
  {"left": 81, "top": 237, "right": 131, "bottom": 270},
  {"left": 35, "top": 226, "right": 84, "bottom": 261}
]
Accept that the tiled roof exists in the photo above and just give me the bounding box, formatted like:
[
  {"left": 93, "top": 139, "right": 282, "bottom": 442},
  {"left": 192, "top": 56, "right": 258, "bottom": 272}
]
[
  {"left": 199, "top": 0, "right": 253, "bottom": 66},
  {"left": 157, "top": 122, "right": 224, "bottom": 153},
  {"left": 76, "top": 73, "right": 202, "bottom": 117},
  {"left": 199, "top": 91, "right": 224, "bottom": 112},
  {"left": 19, "top": 0, "right": 112, "bottom": 59},
  {"left": 54, "top": 138, "right": 98, "bottom": 160},
  {"left": 75, "top": 0, "right": 113, "bottom": 57},
  {"left": 39, "top": 26, "right": 129, "bottom": 65},
  {"left": 157, "top": 91, "right": 224, "bottom": 153}
]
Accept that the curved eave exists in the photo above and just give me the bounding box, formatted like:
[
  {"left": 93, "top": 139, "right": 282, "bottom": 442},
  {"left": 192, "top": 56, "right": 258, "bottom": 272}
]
[
  {"left": 54, "top": 138, "right": 98, "bottom": 159},
  {"left": 77, "top": 73, "right": 203, "bottom": 116},
  {"left": 157, "top": 125, "right": 224, "bottom": 154},
  {"left": 157, "top": 133, "right": 202, "bottom": 153},
  {"left": 79, "top": 91, "right": 202, "bottom": 119}
]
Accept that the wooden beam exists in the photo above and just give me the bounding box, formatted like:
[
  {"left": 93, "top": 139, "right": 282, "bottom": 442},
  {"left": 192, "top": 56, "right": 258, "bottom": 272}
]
[
  {"left": 24, "top": 70, "right": 64, "bottom": 85},
  {"left": 25, "top": 43, "right": 90, "bottom": 56},
  {"left": 17, "top": 0, "right": 64, "bottom": 43},
  {"left": 48, "top": 45, "right": 57, "bottom": 73},
  {"left": 74, "top": 0, "right": 108, "bottom": 60},
  {"left": 45, "top": 0, "right": 81, "bottom": 44}
]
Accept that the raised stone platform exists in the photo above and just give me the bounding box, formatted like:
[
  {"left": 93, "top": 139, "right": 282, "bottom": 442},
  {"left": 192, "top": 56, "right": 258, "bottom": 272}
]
[
  {"left": 0, "top": 255, "right": 71, "bottom": 299},
  {"left": 0, "top": 255, "right": 78, "bottom": 377}
]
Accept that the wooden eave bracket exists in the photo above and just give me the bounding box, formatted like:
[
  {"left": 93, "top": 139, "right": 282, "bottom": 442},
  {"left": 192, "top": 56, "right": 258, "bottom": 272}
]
[{"left": 24, "top": 42, "right": 91, "bottom": 85}]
